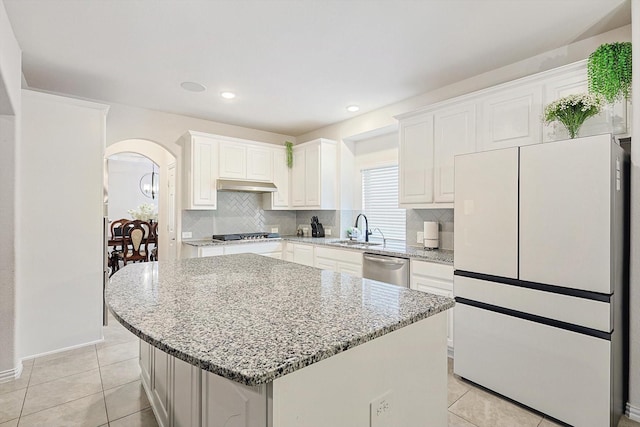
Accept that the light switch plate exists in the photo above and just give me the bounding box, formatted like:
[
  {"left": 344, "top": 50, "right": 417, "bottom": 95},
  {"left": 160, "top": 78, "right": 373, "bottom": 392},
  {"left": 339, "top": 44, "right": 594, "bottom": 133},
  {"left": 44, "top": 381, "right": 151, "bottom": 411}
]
[
  {"left": 325, "top": 228, "right": 332, "bottom": 236},
  {"left": 182, "top": 231, "right": 192, "bottom": 239},
  {"left": 416, "top": 231, "right": 424, "bottom": 243},
  {"left": 271, "top": 227, "right": 279, "bottom": 233}
]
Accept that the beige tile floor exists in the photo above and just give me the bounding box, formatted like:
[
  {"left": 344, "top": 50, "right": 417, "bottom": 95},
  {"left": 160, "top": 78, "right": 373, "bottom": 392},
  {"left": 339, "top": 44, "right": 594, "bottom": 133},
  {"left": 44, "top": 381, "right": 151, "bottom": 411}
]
[{"left": 1, "top": 315, "right": 639, "bottom": 427}]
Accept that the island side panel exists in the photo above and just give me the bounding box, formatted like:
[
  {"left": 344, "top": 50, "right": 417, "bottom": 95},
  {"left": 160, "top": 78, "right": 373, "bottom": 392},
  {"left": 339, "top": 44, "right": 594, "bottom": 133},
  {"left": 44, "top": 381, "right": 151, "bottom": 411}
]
[{"left": 271, "top": 313, "right": 448, "bottom": 427}]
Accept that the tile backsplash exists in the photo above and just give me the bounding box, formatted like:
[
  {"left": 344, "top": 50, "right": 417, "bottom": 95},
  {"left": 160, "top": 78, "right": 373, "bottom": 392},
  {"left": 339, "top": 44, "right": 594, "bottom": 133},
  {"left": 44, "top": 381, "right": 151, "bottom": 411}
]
[
  {"left": 406, "top": 209, "right": 454, "bottom": 250},
  {"left": 182, "top": 192, "right": 296, "bottom": 238},
  {"left": 181, "top": 193, "right": 455, "bottom": 250}
]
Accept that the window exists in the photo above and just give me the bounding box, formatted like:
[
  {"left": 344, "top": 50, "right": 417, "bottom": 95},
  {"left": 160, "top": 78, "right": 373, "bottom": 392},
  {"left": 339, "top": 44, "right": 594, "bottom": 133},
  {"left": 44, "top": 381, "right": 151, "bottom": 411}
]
[{"left": 361, "top": 165, "right": 405, "bottom": 242}]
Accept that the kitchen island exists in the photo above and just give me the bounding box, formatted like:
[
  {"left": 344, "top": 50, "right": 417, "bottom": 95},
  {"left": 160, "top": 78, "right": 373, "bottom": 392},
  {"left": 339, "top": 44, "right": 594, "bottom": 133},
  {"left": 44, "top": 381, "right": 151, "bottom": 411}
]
[{"left": 106, "top": 254, "right": 454, "bottom": 427}]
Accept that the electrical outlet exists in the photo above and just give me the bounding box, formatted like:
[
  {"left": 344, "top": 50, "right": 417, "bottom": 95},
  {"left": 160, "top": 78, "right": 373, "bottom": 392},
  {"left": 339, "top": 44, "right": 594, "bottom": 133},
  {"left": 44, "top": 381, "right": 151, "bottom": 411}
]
[
  {"left": 271, "top": 227, "right": 279, "bottom": 233},
  {"left": 325, "top": 228, "right": 332, "bottom": 236},
  {"left": 370, "top": 391, "right": 394, "bottom": 427},
  {"left": 182, "top": 231, "right": 192, "bottom": 239},
  {"left": 416, "top": 231, "right": 424, "bottom": 244}
]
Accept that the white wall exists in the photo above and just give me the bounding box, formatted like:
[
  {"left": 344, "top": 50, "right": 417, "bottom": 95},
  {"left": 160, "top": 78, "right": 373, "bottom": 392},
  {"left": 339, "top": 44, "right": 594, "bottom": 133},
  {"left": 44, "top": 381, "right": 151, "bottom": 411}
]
[
  {"left": 107, "top": 155, "right": 159, "bottom": 221},
  {"left": 0, "top": 0, "right": 21, "bottom": 379},
  {"left": 18, "top": 90, "right": 108, "bottom": 358}
]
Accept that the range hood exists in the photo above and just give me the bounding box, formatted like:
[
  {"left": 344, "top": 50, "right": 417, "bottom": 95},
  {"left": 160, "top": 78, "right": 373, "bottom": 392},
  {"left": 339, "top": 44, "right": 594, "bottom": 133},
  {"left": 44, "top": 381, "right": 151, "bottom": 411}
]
[{"left": 216, "top": 179, "right": 277, "bottom": 193}]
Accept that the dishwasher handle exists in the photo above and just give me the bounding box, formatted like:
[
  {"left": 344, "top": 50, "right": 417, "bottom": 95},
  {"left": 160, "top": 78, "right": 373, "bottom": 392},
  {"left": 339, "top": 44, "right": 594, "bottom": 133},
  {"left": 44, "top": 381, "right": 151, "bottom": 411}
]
[{"left": 363, "top": 253, "right": 408, "bottom": 265}]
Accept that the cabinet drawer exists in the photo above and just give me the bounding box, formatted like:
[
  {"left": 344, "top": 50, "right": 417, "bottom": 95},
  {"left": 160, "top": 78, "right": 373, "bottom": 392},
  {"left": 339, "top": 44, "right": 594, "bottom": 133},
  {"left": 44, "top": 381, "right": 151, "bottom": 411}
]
[
  {"left": 314, "top": 246, "right": 363, "bottom": 265},
  {"left": 223, "top": 242, "right": 283, "bottom": 255},
  {"left": 198, "top": 247, "right": 224, "bottom": 257},
  {"left": 411, "top": 260, "right": 453, "bottom": 281}
]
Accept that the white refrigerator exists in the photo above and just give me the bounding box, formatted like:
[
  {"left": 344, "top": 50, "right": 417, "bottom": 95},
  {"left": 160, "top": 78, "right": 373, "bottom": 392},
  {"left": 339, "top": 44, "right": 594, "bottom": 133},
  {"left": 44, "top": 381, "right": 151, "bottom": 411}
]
[{"left": 453, "top": 134, "right": 628, "bottom": 427}]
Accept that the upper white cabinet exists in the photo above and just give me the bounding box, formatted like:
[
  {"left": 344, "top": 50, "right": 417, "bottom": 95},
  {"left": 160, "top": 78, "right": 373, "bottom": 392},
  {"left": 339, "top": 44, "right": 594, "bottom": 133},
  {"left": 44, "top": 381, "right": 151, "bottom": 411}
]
[
  {"left": 397, "top": 60, "right": 628, "bottom": 206},
  {"left": 398, "top": 103, "right": 475, "bottom": 207},
  {"left": 399, "top": 114, "right": 434, "bottom": 205},
  {"left": 219, "top": 141, "right": 273, "bottom": 182},
  {"left": 433, "top": 103, "right": 476, "bottom": 203},
  {"left": 291, "top": 139, "right": 337, "bottom": 209},
  {"left": 180, "top": 131, "right": 218, "bottom": 210},
  {"left": 263, "top": 147, "right": 290, "bottom": 210},
  {"left": 477, "top": 84, "right": 543, "bottom": 151}
]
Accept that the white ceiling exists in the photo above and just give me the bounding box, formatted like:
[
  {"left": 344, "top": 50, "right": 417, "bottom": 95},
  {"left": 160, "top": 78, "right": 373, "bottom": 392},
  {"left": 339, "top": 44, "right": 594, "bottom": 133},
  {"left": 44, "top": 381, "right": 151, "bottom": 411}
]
[{"left": 3, "top": 0, "right": 631, "bottom": 136}]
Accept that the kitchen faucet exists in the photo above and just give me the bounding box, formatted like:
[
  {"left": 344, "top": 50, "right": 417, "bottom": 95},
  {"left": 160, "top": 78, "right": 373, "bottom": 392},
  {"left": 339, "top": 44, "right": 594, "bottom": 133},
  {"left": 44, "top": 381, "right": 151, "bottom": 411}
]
[{"left": 354, "top": 214, "right": 372, "bottom": 242}]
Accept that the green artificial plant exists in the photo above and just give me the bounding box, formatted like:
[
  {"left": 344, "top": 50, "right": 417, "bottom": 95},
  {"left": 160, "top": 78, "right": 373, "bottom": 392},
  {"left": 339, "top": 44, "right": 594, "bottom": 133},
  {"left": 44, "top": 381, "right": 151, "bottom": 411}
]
[
  {"left": 587, "top": 42, "right": 632, "bottom": 103},
  {"left": 285, "top": 141, "right": 293, "bottom": 168}
]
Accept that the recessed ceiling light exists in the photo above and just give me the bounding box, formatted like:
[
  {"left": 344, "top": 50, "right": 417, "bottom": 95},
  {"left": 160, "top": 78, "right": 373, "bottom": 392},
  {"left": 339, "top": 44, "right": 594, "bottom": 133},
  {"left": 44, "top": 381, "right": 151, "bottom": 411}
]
[
  {"left": 180, "top": 81, "right": 206, "bottom": 92},
  {"left": 346, "top": 105, "right": 360, "bottom": 112},
  {"left": 220, "top": 91, "right": 236, "bottom": 99}
]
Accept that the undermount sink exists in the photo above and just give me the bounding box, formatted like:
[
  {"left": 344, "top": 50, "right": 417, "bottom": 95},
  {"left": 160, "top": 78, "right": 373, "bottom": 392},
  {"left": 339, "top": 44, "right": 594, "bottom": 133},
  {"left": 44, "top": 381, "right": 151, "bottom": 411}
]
[{"left": 329, "top": 240, "right": 381, "bottom": 247}]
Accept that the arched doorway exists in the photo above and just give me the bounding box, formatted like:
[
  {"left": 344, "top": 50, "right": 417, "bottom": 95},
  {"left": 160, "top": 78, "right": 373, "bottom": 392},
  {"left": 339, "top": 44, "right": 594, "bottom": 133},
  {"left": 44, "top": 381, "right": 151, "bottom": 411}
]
[{"left": 105, "top": 139, "right": 177, "bottom": 261}]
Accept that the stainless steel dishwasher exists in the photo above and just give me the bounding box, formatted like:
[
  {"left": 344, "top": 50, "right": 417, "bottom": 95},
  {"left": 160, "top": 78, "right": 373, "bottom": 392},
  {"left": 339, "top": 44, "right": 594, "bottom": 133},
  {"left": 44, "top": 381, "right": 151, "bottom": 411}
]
[{"left": 363, "top": 253, "right": 410, "bottom": 287}]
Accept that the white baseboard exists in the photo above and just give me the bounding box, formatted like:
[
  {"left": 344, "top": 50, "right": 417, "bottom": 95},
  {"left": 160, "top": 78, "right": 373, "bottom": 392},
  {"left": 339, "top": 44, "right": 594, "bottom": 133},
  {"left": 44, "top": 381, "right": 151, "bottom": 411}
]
[
  {"left": 627, "top": 402, "right": 640, "bottom": 422},
  {"left": 22, "top": 337, "right": 105, "bottom": 362},
  {"left": 0, "top": 362, "right": 23, "bottom": 384}
]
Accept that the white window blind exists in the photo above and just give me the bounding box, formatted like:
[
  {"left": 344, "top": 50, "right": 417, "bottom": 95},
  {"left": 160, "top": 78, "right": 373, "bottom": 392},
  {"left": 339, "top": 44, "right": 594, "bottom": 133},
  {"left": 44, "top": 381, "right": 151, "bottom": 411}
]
[{"left": 361, "top": 165, "right": 405, "bottom": 242}]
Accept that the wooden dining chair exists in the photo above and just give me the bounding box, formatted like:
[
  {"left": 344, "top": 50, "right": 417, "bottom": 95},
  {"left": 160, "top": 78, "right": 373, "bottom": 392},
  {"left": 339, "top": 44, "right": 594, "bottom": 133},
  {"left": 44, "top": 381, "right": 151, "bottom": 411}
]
[
  {"left": 109, "top": 218, "right": 129, "bottom": 275},
  {"left": 122, "top": 220, "right": 151, "bottom": 265},
  {"left": 149, "top": 221, "right": 158, "bottom": 261}
]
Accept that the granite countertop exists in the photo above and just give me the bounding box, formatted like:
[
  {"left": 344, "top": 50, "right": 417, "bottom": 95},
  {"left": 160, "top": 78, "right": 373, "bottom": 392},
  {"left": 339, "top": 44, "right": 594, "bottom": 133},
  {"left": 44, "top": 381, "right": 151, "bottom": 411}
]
[
  {"left": 183, "top": 236, "right": 454, "bottom": 265},
  {"left": 106, "top": 254, "right": 454, "bottom": 386}
]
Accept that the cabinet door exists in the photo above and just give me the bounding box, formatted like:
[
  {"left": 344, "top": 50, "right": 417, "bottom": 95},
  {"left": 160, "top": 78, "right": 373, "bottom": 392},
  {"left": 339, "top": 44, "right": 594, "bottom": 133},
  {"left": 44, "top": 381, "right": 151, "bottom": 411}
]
[
  {"left": 202, "top": 371, "right": 267, "bottom": 427},
  {"left": 246, "top": 146, "right": 273, "bottom": 182},
  {"left": 219, "top": 142, "right": 247, "bottom": 179},
  {"left": 337, "top": 262, "right": 362, "bottom": 278},
  {"left": 399, "top": 114, "right": 434, "bottom": 205},
  {"left": 479, "top": 85, "right": 542, "bottom": 151},
  {"left": 291, "top": 148, "right": 306, "bottom": 206},
  {"left": 434, "top": 104, "right": 476, "bottom": 203},
  {"left": 192, "top": 138, "right": 217, "bottom": 208},
  {"left": 315, "top": 257, "right": 337, "bottom": 272},
  {"left": 454, "top": 148, "right": 519, "bottom": 278},
  {"left": 305, "top": 144, "right": 321, "bottom": 206},
  {"left": 271, "top": 149, "right": 289, "bottom": 207},
  {"left": 198, "top": 246, "right": 224, "bottom": 257},
  {"left": 293, "top": 244, "right": 314, "bottom": 266},
  {"left": 139, "top": 340, "right": 153, "bottom": 391},
  {"left": 152, "top": 347, "right": 171, "bottom": 427},
  {"left": 172, "top": 357, "right": 200, "bottom": 427}
]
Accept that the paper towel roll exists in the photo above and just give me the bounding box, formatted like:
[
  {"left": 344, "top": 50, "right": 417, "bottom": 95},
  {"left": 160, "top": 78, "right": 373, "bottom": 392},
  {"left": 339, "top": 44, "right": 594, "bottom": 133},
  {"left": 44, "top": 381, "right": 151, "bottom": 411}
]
[{"left": 423, "top": 221, "right": 439, "bottom": 249}]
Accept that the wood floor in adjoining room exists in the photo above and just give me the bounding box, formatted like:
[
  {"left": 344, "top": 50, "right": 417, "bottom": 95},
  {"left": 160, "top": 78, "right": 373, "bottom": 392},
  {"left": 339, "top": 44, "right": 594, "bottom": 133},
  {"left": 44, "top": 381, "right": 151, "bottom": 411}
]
[{"left": 1, "top": 316, "right": 638, "bottom": 427}]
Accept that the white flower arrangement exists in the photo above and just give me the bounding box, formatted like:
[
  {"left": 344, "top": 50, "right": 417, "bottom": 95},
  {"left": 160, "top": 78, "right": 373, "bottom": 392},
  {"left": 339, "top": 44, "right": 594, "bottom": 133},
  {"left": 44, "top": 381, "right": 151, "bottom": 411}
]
[
  {"left": 543, "top": 93, "right": 604, "bottom": 139},
  {"left": 128, "top": 203, "right": 158, "bottom": 221}
]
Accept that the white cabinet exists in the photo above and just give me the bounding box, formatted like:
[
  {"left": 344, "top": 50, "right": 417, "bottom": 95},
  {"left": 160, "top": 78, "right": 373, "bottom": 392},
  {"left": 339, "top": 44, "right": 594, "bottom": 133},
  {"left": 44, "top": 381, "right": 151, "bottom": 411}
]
[
  {"left": 152, "top": 347, "right": 171, "bottom": 427},
  {"left": 314, "top": 246, "right": 363, "bottom": 277},
  {"left": 140, "top": 340, "right": 153, "bottom": 392},
  {"left": 218, "top": 141, "right": 273, "bottom": 182},
  {"left": 263, "top": 147, "right": 290, "bottom": 210},
  {"left": 223, "top": 241, "right": 283, "bottom": 259},
  {"left": 399, "top": 114, "right": 434, "bottom": 205},
  {"left": 398, "top": 104, "right": 475, "bottom": 207},
  {"left": 433, "top": 103, "right": 476, "bottom": 203},
  {"left": 292, "top": 243, "right": 314, "bottom": 266},
  {"left": 410, "top": 260, "right": 454, "bottom": 351},
  {"left": 283, "top": 242, "right": 294, "bottom": 262},
  {"left": 478, "top": 84, "right": 543, "bottom": 151},
  {"left": 199, "top": 246, "right": 224, "bottom": 258},
  {"left": 180, "top": 132, "right": 218, "bottom": 210},
  {"left": 291, "top": 139, "right": 337, "bottom": 209},
  {"left": 202, "top": 371, "right": 267, "bottom": 427}
]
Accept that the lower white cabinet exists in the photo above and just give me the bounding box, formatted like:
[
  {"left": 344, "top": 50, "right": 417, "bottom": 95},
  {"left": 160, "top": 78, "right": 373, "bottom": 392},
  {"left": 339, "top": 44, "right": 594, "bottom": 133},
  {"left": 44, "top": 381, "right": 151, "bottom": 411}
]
[
  {"left": 222, "top": 241, "right": 283, "bottom": 259},
  {"left": 292, "top": 243, "right": 314, "bottom": 266},
  {"left": 410, "top": 260, "right": 454, "bottom": 352},
  {"left": 201, "top": 371, "right": 267, "bottom": 427},
  {"left": 314, "top": 246, "right": 363, "bottom": 277}
]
